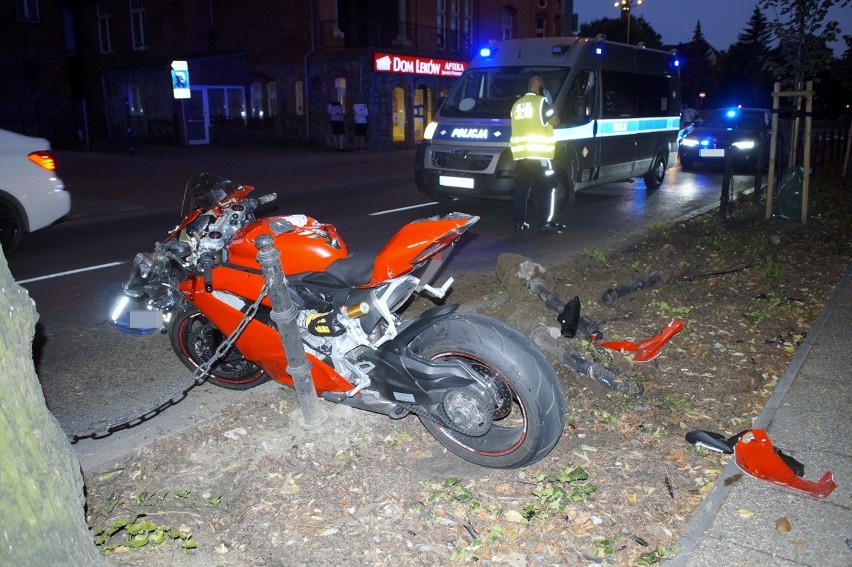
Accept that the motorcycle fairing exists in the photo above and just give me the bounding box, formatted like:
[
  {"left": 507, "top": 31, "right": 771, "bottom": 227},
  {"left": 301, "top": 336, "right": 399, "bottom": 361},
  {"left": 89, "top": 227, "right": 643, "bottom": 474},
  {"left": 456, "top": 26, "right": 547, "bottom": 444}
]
[
  {"left": 366, "top": 214, "right": 479, "bottom": 286},
  {"left": 179, "top": 275, "right": 355, "bottom": 393},
  {"left": 226, "top": 216, "right": 348, "bottom": 273}
]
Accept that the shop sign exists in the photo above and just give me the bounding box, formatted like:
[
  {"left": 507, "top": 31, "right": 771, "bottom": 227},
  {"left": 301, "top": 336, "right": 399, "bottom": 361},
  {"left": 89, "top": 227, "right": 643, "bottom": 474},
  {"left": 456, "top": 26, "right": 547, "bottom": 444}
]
[{"left": 373, "top": 53, "right": 467, "bottom": 77}]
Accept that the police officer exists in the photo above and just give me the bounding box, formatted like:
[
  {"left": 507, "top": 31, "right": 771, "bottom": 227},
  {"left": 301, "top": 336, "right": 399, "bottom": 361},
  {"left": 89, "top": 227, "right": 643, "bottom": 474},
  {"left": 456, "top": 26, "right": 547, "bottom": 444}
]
[{"left": 510, "top": 75, "right": 566, "bottom": 232}]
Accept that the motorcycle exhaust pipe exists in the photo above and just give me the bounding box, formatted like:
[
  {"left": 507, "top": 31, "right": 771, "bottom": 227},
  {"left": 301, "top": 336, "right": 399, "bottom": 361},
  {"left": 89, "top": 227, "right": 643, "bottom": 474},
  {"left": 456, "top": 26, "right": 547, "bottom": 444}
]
[{"left": 321, "top": 391, "right": 409, "bottom": 419}]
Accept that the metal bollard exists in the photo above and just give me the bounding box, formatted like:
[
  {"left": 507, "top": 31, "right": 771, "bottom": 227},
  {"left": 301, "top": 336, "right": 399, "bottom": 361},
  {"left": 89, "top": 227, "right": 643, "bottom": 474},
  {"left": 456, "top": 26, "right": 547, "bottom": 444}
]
[
  {"left": 255, "top": 234, "right": 327, "bottom": 429},
  {"left": 753, "top": 141, "right": 764, "bottom": 209},
  {"left": 719, "top": 150, "right": 734, "bottom": 220}
]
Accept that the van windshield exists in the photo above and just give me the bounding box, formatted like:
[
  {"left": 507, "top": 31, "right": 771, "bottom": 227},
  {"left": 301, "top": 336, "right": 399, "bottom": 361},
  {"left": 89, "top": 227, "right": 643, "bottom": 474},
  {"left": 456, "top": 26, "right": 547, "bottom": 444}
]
[{"left": 439, "top": 66, "right": 569, "bottom": 119}]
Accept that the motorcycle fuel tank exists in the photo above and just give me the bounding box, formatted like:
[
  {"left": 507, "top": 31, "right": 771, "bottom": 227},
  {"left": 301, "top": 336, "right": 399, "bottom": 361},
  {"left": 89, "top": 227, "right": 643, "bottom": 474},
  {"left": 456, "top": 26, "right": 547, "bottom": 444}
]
[{"left": 226, "top": 215, "right": 349, "bottom": 273}]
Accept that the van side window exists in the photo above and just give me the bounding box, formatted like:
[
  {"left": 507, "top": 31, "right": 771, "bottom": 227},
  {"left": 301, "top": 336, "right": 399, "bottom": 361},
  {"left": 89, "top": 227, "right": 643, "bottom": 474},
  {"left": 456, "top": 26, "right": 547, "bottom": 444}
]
[
  {"left": 602, "top": 70, "right": 672, "bottom": 119},
  {"left": 561, "top": 70, "right": 595, "bottom": 126}
]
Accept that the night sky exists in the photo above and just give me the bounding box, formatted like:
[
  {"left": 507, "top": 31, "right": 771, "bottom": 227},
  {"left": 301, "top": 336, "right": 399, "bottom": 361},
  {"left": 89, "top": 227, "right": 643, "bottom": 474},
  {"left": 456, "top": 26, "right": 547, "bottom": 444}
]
[{"left": 573, "top": 0, "right": 851, "bottom": 56}]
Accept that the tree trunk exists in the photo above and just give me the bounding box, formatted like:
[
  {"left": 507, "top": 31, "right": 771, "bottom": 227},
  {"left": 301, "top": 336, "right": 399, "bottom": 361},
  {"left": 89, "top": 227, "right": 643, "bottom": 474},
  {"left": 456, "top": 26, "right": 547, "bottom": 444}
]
[{"left": 0, "top": 250, "right": 103, "bottom": 566}]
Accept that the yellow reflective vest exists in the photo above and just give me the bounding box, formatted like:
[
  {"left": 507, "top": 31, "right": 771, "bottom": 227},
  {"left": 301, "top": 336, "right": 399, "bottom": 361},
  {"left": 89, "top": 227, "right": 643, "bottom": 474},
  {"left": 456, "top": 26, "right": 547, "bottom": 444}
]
[{"left": 510, "top": 93, "right": 555, "bottom": 160}]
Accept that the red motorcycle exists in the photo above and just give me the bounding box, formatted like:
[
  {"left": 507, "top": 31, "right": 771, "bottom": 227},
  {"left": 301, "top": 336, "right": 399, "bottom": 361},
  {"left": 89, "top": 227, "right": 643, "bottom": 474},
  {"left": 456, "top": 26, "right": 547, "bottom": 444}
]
[{"left": 111, "top": 173, "right": 566, "bottom": 468}]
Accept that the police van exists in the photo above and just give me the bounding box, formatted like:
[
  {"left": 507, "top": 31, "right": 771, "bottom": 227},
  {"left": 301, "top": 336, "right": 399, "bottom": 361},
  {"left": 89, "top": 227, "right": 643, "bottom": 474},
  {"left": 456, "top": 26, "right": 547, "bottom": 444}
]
[{"left": 414, "top": 37, "right": 682, "bottom": 203}]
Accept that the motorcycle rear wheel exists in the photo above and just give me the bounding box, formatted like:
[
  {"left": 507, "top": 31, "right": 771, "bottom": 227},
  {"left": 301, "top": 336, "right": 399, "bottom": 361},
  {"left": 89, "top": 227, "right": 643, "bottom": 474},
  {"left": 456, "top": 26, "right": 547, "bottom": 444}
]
[
  {"left": 169, "top": 306, "right": 269, "bottom": 390},
  {"left": 410, "top": 313, "right": 566, "bottom": 469}
]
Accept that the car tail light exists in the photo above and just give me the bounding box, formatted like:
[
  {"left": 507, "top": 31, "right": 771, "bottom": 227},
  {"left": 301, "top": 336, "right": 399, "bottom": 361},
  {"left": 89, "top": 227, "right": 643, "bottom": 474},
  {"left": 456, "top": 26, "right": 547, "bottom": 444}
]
[{"left": 28, "top": 150, "right": 56, "bottom": 172}]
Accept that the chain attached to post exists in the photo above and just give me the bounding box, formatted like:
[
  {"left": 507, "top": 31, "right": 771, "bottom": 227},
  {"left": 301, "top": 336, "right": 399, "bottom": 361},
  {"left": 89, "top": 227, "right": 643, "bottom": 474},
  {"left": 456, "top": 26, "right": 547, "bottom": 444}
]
[
  {"left": 64, "top": 288, "right": 268, "bottom": 440},
  {"left": 255, "top": 234, "right": 327, "bottom": 429}
]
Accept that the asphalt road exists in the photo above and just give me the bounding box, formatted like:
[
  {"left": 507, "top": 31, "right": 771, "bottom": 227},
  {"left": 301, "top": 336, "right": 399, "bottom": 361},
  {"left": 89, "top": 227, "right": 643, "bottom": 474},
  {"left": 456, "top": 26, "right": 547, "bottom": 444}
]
[{"left": 6, "top": 144, "right": 757, "bottom": 470}]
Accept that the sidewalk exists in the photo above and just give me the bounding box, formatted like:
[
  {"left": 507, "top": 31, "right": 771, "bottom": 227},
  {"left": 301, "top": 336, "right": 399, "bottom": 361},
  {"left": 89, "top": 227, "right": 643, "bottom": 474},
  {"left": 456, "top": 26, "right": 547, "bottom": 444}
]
[{"left": 667, "top": 265, "right": 852, "bottom": 566}]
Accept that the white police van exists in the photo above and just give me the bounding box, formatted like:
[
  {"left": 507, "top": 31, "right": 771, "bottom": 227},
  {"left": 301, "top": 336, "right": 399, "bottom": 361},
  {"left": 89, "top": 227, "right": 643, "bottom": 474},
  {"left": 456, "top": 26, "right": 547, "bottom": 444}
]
[{"left": 415, "top": 37, "right": 682, "bottom": 203}]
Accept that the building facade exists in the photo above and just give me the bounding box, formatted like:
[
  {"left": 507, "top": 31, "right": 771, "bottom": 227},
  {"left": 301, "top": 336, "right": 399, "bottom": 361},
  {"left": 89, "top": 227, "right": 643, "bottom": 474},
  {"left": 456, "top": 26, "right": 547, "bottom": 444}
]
[{"left": 2, "top": 0, "right": 576, "bottom": 149}]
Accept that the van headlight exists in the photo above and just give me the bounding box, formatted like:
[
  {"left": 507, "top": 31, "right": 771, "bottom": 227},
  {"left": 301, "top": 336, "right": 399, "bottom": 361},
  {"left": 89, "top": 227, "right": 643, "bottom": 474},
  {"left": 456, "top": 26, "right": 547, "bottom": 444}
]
[{"left": 424, "top": 121, "right": 439, "bottom": 140}]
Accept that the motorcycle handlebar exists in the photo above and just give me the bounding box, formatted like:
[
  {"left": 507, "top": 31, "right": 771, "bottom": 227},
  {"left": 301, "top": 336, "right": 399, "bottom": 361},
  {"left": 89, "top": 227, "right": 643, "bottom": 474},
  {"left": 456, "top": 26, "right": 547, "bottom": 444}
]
[
  {"left": 243, "top": 193, "right": 277, "bottom": 211},
  {"left": 199, "top": 252, "right": 215, "bottom": 293}
]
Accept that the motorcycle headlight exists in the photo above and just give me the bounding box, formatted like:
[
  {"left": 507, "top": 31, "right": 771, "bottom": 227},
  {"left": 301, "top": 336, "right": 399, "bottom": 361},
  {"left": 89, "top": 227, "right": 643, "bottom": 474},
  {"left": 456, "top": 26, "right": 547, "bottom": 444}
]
[
  {"left": 134, "top": 252, "right": 157, "bottom": 279},
  {"left": 107, "top": 284, "right": 164, "bottom": 335}
]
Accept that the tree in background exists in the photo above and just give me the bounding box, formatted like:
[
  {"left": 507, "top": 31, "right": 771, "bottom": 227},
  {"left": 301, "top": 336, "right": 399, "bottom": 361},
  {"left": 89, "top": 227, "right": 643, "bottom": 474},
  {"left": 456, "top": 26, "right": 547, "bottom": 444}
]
[
  {"left": 715, "top": 7, "right": 775, "bottom": 108},
  {"left": 759, "top": 0, "right": 850, "bottom": 88},
  {"left": 679, "top": 22, "right": 716, "bottom": 109},
  {"left": 578, "top": 17, "right": 663, "bottom": 49}
]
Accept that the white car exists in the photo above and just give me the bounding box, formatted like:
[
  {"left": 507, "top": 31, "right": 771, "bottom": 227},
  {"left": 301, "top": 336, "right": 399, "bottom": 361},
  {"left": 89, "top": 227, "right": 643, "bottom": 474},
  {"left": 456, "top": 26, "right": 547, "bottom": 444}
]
[{"left": 0, "top": 128, "right": 71, "bottom": 253}]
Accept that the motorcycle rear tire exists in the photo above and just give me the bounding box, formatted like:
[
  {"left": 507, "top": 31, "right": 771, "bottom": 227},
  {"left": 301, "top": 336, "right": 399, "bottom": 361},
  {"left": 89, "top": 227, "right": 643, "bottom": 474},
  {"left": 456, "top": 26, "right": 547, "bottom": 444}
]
[
  {"left": 169, "top": 306, "right": 269, "bottom": 390},
  {"left": 410, "top": 313, "right": 566, "bottom": 469}
]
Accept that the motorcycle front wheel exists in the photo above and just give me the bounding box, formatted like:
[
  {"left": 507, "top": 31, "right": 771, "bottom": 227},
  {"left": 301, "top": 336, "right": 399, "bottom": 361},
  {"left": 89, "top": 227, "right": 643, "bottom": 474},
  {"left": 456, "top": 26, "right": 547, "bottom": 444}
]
[
  {"left": 168, "top": 306, "right": 269, "bottom": 390},
  {"left": 409, "top": 313, "right": 566, "bottom": 469}
]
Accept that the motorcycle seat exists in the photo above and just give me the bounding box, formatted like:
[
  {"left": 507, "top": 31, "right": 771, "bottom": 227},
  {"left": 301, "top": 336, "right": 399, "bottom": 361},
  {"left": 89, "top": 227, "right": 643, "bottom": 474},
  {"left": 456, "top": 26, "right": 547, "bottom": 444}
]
[{"left": 325, "top": 251, "right": 376, "bottom": 286}]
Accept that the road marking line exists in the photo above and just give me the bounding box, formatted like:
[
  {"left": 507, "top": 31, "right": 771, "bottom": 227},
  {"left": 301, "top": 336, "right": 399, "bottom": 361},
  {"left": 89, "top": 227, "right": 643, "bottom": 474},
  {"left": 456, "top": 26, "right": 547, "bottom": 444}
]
[
  {"left": 17, "top": 261, "right": 126, "bottom": 284},
  {"left": 368, "top": 202, "right": 439, "bottom": 216}
]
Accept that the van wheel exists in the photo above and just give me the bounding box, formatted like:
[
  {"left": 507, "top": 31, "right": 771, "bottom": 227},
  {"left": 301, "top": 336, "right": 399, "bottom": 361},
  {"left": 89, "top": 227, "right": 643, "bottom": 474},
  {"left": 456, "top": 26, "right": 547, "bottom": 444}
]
[
  {"left": 643, "top": 152, "right": 667, "bottom": 190},
  {"left": 558, "top": 161, "right": 576, "bottom": 206}
]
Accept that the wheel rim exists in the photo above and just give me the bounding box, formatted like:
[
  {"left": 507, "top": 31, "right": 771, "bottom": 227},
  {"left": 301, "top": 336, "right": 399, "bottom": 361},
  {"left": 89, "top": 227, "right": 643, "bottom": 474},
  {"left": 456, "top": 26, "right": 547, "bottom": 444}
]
[
  {"left": 430, "top": 353, "right": 528, "bottom": 457},
  {"left": 0, "top": 203, "right": 22, "bottom": 251},
  {"left": 652, "top": 156, "right": 665, "bottom": 184},
  {"left": 177, "top": 312, "right": 263, "bottom": 384}
]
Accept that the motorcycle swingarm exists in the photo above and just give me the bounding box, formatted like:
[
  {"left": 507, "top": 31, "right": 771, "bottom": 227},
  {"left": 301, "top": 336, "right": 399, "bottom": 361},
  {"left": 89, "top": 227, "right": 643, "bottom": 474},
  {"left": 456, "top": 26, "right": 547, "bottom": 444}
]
[{"left": 357, "top": 305, "right": 484, "bottom": 410}]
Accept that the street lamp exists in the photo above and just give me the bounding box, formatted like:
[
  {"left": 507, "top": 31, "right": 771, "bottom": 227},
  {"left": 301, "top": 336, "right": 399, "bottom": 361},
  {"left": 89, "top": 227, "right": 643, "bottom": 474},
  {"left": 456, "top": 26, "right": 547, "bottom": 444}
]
[{"left": 614, "top": 0, "right": 643, "bottom": 44}]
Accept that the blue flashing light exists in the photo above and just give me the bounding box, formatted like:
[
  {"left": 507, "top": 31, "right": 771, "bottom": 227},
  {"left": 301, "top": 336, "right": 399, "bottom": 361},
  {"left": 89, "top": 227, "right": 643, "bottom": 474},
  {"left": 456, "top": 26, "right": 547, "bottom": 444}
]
[
  {"left": 673, "top": 59, "right": 680, "bottom": 67},
  {"left": 595, "top": 47, "right": 603, "bottom": 55},
  {"left": 725, "top": 108, "right": 739, "bottom": 119},
  {"left": 479, "top": 47, "right": 492, "bottom": 58}
]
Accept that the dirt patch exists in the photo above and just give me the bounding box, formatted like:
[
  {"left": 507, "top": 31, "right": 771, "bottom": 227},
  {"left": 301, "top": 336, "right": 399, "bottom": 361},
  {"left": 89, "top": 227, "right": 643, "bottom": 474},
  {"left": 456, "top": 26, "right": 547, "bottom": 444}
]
[{"left": 85, "top": 171, "right": 851, "bottom": 566}]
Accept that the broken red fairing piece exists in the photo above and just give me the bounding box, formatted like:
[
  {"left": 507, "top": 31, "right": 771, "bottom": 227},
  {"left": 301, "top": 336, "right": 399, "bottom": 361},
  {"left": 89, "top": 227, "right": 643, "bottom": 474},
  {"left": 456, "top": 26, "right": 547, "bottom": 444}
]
[
  {"left": 734, "top": 429, "right": 837, "bottom": 499},
  {"left": 592, "top": 320, "right": 684, "bottom": 362}
]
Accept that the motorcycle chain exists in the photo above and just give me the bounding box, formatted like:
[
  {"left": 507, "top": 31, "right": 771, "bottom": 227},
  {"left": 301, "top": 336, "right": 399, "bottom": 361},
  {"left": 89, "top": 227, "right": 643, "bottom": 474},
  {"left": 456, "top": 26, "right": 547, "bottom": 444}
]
[{"left": 62, "top": 286, "right": 268, "bottom": 440}]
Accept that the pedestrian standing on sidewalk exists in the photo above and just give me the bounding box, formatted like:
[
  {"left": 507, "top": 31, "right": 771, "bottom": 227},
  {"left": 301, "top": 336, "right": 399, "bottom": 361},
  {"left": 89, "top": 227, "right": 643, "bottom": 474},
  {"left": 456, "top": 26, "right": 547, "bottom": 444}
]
[
  {"left": 353, "top": 101, "right": 369, "bottom": 152},
  {"left": 510, "top": 75, "right": 565, "bottom": 232},
  {"left": 327, "top": 101, "right": 346, "bottom": 151}
]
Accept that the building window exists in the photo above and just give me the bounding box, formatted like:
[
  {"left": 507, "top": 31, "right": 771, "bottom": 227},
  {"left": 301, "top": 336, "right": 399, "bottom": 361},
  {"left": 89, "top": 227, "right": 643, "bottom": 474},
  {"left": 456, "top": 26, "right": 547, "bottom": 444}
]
[
  {"left": 535, "top": 15, "right": 546, "bottom": 38},
  {"left": 295, "top": 80, "right": 304, "bottom": 116},
  {"left": 392, "top": 86, "right": 406, "bottom": 143},
  {"left": 436, "top": 0, "right": 446, "bottom": 49},
  {"left": 250, "top": 82, "right": 263, "bottom": 119},
  {"left": 130, "top": 0, "right": 147, "bottom": 51},
  {"left": 97, "top": 0, "right": 112, "bottom": 54},
  {"left": 449, "top": 0, "right": 459, "bottom": 50},
  {"left": 16, "top": 0, "right": 40, "bottom": 22},
  {"left": 500, "top": 9, "right": 514, "bottom": 41},
  {"left": 209, "top": 87, "right": 246, "bottom": 124},
  {"left": 126, "top": 84, "right": 144, "bottom": 116},
  {"left": 463, "top": 0, "right": 472, "bottom": 51},
  {"left": 64, "top": 4, "right": 77, "bottom": 54},
  {"left": 267, "top": 81, "right": 278, "bottom": 118},
  {"left": 333, "top": 77, "right": 347, "bottom": 108},
  {"left": 537, "top": 0, "right": 547, "bottom": 8}
]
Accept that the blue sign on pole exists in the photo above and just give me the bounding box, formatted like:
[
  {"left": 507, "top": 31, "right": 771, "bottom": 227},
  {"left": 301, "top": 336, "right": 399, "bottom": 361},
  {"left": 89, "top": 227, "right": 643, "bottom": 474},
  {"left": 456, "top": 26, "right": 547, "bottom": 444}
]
[{"left": 171, "top": 60, "right": 190, "bottom": 99}]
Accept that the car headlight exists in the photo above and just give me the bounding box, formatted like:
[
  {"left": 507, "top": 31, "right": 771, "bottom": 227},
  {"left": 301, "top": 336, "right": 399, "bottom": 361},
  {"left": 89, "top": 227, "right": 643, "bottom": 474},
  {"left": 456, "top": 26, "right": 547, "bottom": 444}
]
[
  {"left": 732, "top": 140, "right": 756, "bottom": 150},
  {"left": 681, "top": 139, "right": 699, "bottom": 148},
  {"left": 423, "top": 121, "right": 438, "bottom": 140}
]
